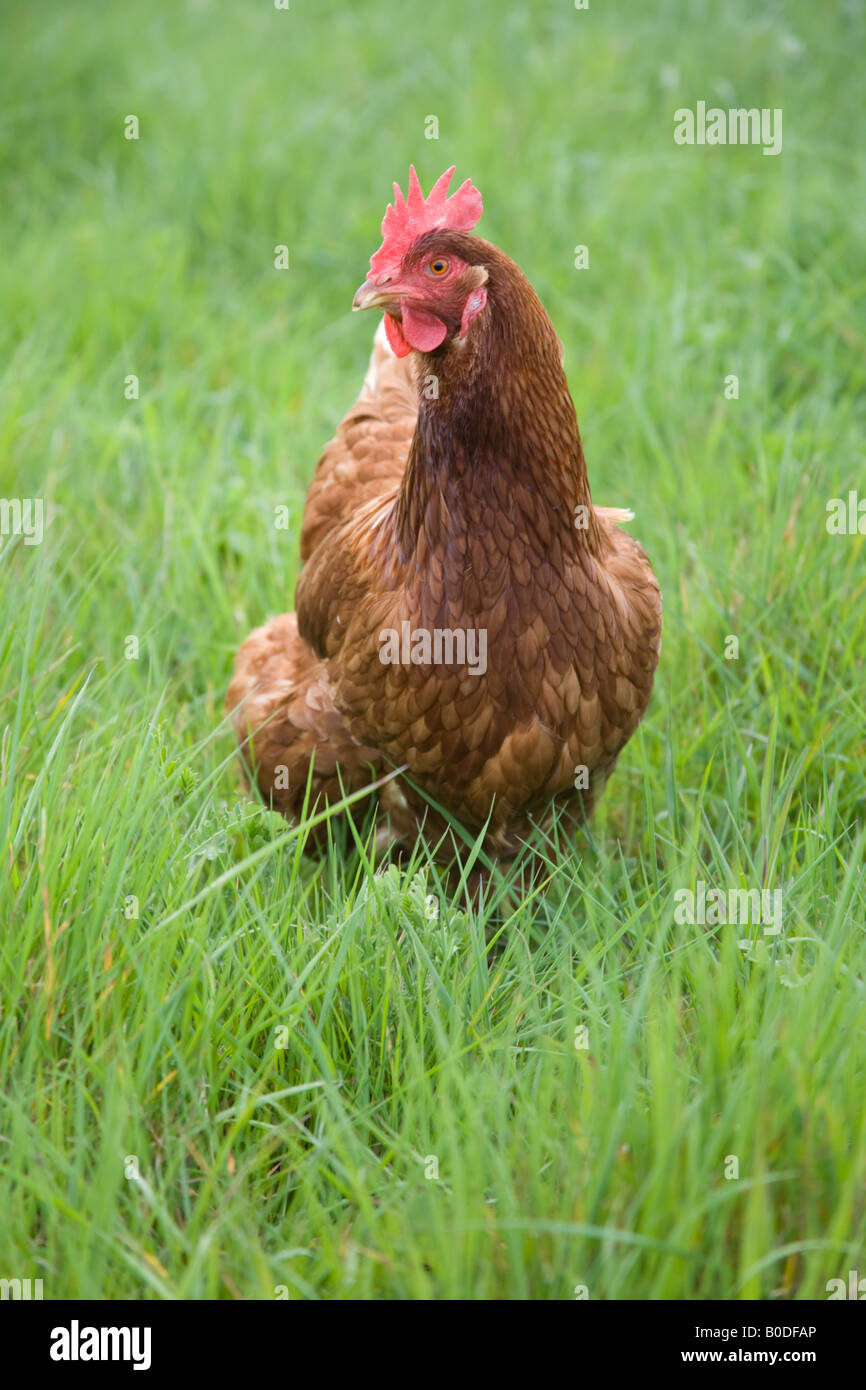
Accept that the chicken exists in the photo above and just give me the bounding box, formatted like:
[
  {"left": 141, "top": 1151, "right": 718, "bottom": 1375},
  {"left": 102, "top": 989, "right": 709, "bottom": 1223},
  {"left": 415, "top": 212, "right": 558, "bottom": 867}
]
[{"left": 227, "top": 167, "right": 661, "bottom": 869}]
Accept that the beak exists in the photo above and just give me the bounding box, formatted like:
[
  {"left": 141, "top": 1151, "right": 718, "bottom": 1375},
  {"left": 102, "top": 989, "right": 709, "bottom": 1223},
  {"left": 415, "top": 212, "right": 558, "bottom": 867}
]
[{"left": 352, "top": 279, "right": 400, "bottom": 313}]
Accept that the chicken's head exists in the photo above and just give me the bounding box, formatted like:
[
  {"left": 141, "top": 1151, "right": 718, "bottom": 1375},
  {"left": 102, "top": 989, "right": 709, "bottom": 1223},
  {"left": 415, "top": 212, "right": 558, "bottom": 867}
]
[{"left": 353, "top": 166, "right": 488, "bottom": 358}]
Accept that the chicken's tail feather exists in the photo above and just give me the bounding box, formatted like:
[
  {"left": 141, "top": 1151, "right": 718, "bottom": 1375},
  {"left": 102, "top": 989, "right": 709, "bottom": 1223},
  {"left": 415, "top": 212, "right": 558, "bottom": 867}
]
[{"left": 596, "top": 505, "right": 636, "bottom": 525}]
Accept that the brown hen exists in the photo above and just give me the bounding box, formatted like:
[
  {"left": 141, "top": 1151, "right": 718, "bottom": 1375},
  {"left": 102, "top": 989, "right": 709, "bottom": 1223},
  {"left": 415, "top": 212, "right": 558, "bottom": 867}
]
[{"left": 227, "top": 168, "right": 661, "bottom": 869}]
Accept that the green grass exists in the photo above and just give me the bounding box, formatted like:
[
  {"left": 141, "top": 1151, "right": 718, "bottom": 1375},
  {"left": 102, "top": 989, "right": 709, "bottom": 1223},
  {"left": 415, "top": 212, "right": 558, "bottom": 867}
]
[{"left": 1, "top": 0, "right": 864, "bottom": 1300}]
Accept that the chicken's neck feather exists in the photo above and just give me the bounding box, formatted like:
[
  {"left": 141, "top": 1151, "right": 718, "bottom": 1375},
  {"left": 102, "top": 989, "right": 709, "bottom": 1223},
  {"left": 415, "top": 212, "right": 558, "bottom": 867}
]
[{"left": 391, "top": 240, "right": 600, "bottom": 565}]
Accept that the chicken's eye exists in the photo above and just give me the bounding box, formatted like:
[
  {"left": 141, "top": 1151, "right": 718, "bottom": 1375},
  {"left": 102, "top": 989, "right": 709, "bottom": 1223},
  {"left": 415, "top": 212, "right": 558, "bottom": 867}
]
[{"left": 427, "top": 257, "right": 450, "bottom": 276}]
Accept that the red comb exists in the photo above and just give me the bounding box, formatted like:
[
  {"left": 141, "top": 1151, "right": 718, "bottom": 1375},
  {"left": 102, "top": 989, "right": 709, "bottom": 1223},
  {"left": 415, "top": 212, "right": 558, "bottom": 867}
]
[{"left": 369, "top": 166, "right": 483, "bottom": 275}]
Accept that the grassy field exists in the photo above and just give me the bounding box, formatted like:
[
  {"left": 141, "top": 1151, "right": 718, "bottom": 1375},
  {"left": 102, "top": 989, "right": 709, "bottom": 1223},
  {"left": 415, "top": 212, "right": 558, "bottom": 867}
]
[{"left": 1, "top": 0, "right": 864, "bottom": 1300}]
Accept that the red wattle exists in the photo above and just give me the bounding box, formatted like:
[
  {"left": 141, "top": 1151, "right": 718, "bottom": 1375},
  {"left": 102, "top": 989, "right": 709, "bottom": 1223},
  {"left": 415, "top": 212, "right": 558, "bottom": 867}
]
[
  {"left": 384, "top": 314, "right": 411, "bottom": 358},
  {"left": 401, "top": 304, "right": 448, "bottom": 352}
]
